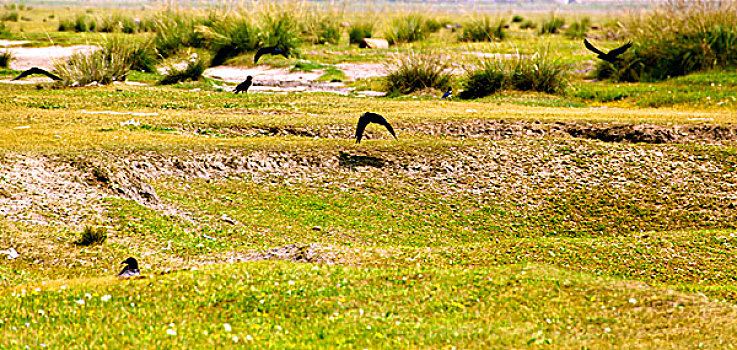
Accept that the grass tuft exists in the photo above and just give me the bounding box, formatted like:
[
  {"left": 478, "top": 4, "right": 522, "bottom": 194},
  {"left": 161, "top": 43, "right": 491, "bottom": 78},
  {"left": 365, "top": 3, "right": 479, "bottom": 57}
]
[
  {"left": 384, "top": 51, "right": 452, "bottom": 94},
  {"left": 461, "top": 49, "right": 568, "bottom": 99},
  {"left": 539, "top": 13, "right": 564, "bottom": 34},
  {"left": 75, "top": 225, "right": 107, "bottom": 246},
  {"left": 53, "top": 37, "right": 137, "bottom": 86},
  {"left": 0, "top": 50, "right": 10, "bottom": 68},
  {"left": 461, "top": 16, "right": 506, "bottom": 42},
  {"left": 159, "top": 54, "right": 206, "bottom": 85},
  {"left": 349, "top": 22, "right": 374, "bottom": 45},
  {"left": 385, "top": 14, "right": 429, "bottom": 45}
]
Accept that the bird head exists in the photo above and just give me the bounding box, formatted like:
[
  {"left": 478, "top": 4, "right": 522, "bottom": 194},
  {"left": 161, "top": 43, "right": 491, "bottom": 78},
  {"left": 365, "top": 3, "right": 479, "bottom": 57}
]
[
  {"left": 246, "top": 75, "right": 253, "bottom": 81},
  {"left": 121, "top": 257, "right": 138, "bottom": 268}
]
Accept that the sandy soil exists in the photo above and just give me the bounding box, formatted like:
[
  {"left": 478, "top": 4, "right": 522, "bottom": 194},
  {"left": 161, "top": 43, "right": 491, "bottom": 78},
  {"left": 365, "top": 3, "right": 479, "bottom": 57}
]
[{"left": 6, "top": 45, "right": 98, "bottom": 70}]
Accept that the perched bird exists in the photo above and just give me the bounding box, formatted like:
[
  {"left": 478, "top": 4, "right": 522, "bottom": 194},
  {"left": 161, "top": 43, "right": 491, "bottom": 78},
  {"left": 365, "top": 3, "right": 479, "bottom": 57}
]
[
  {"left": 118, "top": 257, "right": 140, "bottom": 278},
  {"left": 442, "top": 88, "right": 452, "bottom": 99},
  {"left": 234, "top": 76, "right": 253, "bottom": 94},
  {"left": 254, "top": 46, "right": 289, "bottom": 64},
  {"left": 13, "top": 67, "right": 62, "bottom": 81},
  {"left": 355, "top": 112, "right": 398, "bottom": 144},
  {"left": 584, "top": 39, "right": 632, "bottom": 63}
]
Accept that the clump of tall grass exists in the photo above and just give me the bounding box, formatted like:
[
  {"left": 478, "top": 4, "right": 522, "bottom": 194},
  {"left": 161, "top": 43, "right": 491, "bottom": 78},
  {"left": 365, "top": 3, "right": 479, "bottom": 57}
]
[
  {"left": 259, "top": 8, "right": 301, "bottom": 57},
  {"left": 153, "top": 12, "right": 207, "bottom": 58},
  {"left": 596, "top": 0, "right": 737, "bottom": 82},
  {"left": 385, "top": 14, "right": 429, "bottom": 45},
  {"left": 0, "top": 50, "right": 11, "bottom": 68},
  {"left": 384, "top": 51, "right": 452, "bottom": 94},
  {"left": 53, "top": 38, "right": 138, "bottom": 86},
  {"left": 349, "top": 22, "right": 373, "bottom": 45},
  {"left": 539, "top": 14, "right": 564, "bottom": 34},
  {"left": 519, "top": 20, "right": 536, "bottom": 30},
  {"left": 75, "top": 225, "right": 107, "bottom": 246},
  {"left": 512, "top": 15, "right": 524, "bottom": 23},
  {"left": 0, "top": 21, "right": 9, "bottom": 37},
  {"left": 424, "top": 17, "right": 448, "bottom": 33},
  {"left": 460, "top": 16, "right": 506, "bottom": 42},
  {"left": 301, "top": 9, "right": 342, "bottom": 45},
  {"left": 461, "top": 50, "right": 569, "bottom": 99},
  {"left": 159, "top": 53, "right": 206, "bottom": 85},
  {"left": 564, "top": 17, "right": 590, "bottom": 39},
  {"left": 200, "top": 16, "right": 259, "bottom": 66}
]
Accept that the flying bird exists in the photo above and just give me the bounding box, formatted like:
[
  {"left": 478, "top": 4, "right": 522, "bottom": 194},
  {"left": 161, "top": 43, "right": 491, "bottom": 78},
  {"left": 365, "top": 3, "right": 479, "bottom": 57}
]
[
  {"left": 118, "top": 257, "right": 140, "bottom": 278},
  {"left": 584, "top": 39, "right": 632, "bottom": 63},
  {"left": 254, "top": 46, "right": 289, "bottom": 64},
  {"left": 13, "top": 67, "right": 62, "bottom": 81},
  {"left": 442, "top": 88, "right": 452, "bottom": 99},
  {"left": 355, "top": 112, "right": 398, "bottom": 144},
  {"left": 234, "top": 76, "right": 252, "bottom": 94}
]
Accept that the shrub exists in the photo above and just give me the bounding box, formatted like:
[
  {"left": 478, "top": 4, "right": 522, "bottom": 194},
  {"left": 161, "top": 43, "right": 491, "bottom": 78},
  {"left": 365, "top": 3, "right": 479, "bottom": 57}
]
[
  {"left": 317, "top": 19, "right": 341, "bottom": 45},
  {"left": 386, "top": 14, "right": 428, "bottom": 45},
  {"left": 512, "top": 15, "right": 524, "bottom": 23},
  {"left": 539, "top": 14, "right": 564, "bottom": 34},
  {"left": 75, "top": 225, "right": 107, "bottom": 246},
  {"left": 461, "top": 49, "right": 569, "bottom": 99},
  {"left": 564, "top": 17, "right": 590, "bottom": 39},
  {"left": 0, "top": 50, "right": 11, "bottom": 68},
  {"left": 54, "top": 38, "right": 137, "bottom": 86},
  {"left": 129, "top": 41, "right": 158, "bottom": 72},
  {"left": 384, "top": 51, "right": 452, "bottom": 94},
  {"left": 596, "top": 0, "right": 737, "bottom": 82},
  {"left": 424, "top": 18, "right": 446, "bottom": 33},
  {"left": 461, "top": 16, "right": 506, "bottom": 42},
  {"left": 349, "top": 22, "right": 373, "bottom": 45},
  {"left": 74, "top": 13, "right": 93, "bottom": 32},
  {"left": 159, "top": 54, "right": 206, "bottom": 85}
]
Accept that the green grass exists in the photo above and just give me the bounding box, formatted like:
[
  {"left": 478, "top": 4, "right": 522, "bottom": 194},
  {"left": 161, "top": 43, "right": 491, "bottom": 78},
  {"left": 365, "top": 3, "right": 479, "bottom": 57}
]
[{"left": 2, "top": 4, "right": 737, "bottom": 348}]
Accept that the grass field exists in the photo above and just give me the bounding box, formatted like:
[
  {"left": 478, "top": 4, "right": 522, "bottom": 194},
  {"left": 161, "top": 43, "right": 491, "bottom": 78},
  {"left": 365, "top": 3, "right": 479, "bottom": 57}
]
[{"left": 1, "top": 1, "right": 737, "bottom": 347}]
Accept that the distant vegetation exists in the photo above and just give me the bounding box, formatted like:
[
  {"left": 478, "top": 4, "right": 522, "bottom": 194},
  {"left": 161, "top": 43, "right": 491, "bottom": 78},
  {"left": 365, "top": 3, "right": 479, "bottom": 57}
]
[
  {"left": 384, "top": 51, "right": 452, "bottom": 94},
  {"left": 460, "top": 16, "right": 506, "bottom": 42}
]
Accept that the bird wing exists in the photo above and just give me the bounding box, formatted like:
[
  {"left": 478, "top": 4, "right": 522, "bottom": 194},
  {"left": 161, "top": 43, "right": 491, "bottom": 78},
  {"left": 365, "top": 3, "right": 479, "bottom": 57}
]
[
  {"left": 583, "top": 39, "right": 606, "bottom": 56},
  {"left": 13, "top": 67, "right": 62, "bottom": 81},
  {"left": 355, "top": 113, "right": 371, "bottom": 143},
  {"left": 608, "top": 41, "right": 633, "bottom": 58},
  {"left": 254, "top": 47, "right": 268, "bottom": 64},
  {"left": 369, "top": 113, "right": 398, "bottom": 140}
]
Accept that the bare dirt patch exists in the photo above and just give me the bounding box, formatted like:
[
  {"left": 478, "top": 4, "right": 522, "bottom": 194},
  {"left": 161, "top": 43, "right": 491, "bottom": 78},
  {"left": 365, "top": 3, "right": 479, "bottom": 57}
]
[{"left": 5, "top": 45, "right": 97, "bottom": 71}]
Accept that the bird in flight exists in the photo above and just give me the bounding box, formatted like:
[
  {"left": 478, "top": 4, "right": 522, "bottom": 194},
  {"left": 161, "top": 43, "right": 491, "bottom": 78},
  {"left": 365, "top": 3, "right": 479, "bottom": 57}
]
[
  {"left": 13, "top": 67, "right": 62, "bottom": 81},
  {"left": 355, "top": 112, "right": 398, "bottom": 144},
  {"left": 254, "top": 46, "right": 289, "bottom": 64},
  {"left": 118, "top": 257, "right": 140, "bottom": 278},
  {"left": 234, "top": 76, "right": 252, "bottom": 94},
  {"left": 584, "top": 39, "right": 632, "bottom": 63},
  {"left": 442, "top": 88, "right": 452, "bottom": 99}
]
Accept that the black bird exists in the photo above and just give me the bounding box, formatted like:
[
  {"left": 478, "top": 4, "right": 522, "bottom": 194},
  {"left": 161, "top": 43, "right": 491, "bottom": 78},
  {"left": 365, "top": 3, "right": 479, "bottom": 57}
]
[
  {"left": 254, "top": 46, "right": 289, "bottom": 64},
  {"left": 118, "top": 257, "right": 140, "bottom": 278},
  {"left": 355, "top": 112, "right": 398, "bottom": 144},
  {"left": 234, "top": 76, "right": 252, "bottom": 94},
  {"left": 13, "top": 67, "right": 62, "bottom": 81},
  {"left": 584, "top": 39, "right": 632, "bottom": 63}
]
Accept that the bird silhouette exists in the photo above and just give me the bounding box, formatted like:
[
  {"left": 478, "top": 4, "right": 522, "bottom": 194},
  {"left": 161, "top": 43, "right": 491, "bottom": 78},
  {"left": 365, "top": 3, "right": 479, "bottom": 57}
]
[
  {"left": 254, "top": 46, "right": 289, "bottom": 64},
  {"left": 234, "top": 76, "right": 252, "bottom": 94},
  {"left": 584, "top": 39, "right": 632, "bottom": 63},
  {"left": 442, "top": 88, "right": 452, "bottom": 99},
  {"left": 355, "top": 112, "right": 398, "bottom": 144},
  {"left": 118, "top": 257, "right": 140, "bottom": 278},
  {"left": 13, "top": 67, "right": 62, "bottom": 81}
]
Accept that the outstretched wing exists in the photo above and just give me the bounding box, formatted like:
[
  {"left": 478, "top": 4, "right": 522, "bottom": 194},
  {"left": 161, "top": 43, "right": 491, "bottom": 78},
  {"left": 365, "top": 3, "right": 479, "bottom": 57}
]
[
  {"left": 13, "top": 67, "right": 62, "bottom": 81},
  {"left": 355, "top": 113, "right": 371, "bottom": 143},
  {"left": 254, "top": 47, "right": 270, "bottom": 64},
  {"left": 608, "top": 41, "right": 632, "bottom": 58},
  {"left": 367, "top": 112, "right": 398, "bottom": 140},
  {"left": 583, "top": 39, "right": 606, "bottom": 56}
]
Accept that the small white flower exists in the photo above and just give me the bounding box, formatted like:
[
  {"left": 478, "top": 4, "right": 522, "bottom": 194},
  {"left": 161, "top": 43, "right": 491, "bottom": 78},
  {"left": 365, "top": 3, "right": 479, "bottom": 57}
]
[
  {"left": 366, "top": 325, "right": 372, "bottom": 330},
  {"left": 169, "top": 323, "right": 175, "bottom": 327},
  {"left": 75, "top": 299, "right": 85, "bottom": 305},
  {"left": 246, "top": 334, "right": 253, "bottom": 341},
  {"left": 359, "top": 308, "right": 364, "bottom": 316},
  {"left": 167, "top": 329, "right": 177, "bottom": 336},
  {"left": 40, "top": 344, "right": 46, "bottom": 348},
  {"left": 38, "top": 310, "right": 45, "bottom": 315},
  {"left": 232, "top": 335, "right": 239, "bottom": 343},
  {"left": 275, "top": 282, "right": 279, "bottom": 286},
  {"left": 35, "top": 288, "right": 41, "bottom": 293},
  {"left": 24, "top": 323, "right": 30, "bottom": 328},
  {"left": 60, "top": 286, "right": 67, "bottom": 290},
  {"left": 629, "top": 298, "right": 637, "bottom": 304},
  {"left": 203, "top": 330, "right": 208, "bottom": 335},
  {"left": 85, "top": 293, "right": 92, "bottom": 299},
  {"left": 395, "top": 321, "right": 400, "bottom": 325},
  {"left": 223, "top": 323, "right": 232, "bottom": 332},
  {"left": 131, "top": 303, "right": 135, "bottom": 307},
  {"left": 275, "top": 325, "right": 282, "bottom": 331},
  {"left": 101, "top": 295, "right": 112, "bottom": 302},
  {"left": 604, "top": 327, "right": 611, "bottom": 333},
  {"left": 288, "top": 280, "right": 295, "bottom": 285}
]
